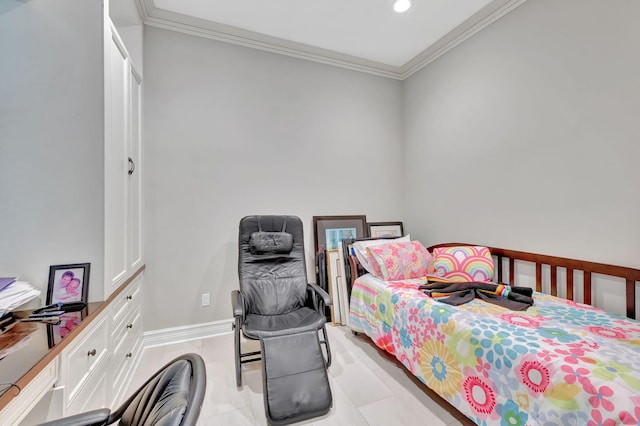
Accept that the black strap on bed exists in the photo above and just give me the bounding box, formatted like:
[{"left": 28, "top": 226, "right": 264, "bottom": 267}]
[{"left": 419, "top": 282, "right": 534, "bottom": 311}]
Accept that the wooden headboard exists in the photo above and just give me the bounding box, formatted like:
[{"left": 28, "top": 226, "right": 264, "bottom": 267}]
[{"left": 347, "top": 242, "right": 640, "bottom": 320}]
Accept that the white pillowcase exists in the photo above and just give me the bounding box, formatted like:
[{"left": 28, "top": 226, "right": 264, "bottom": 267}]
[{"left": 352, "top": 235, "right": 410, "bottom": 275}]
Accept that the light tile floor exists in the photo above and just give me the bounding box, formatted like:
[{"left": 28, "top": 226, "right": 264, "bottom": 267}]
[{"left": 127, "top": 325, "right": 475, "bottom": 426}]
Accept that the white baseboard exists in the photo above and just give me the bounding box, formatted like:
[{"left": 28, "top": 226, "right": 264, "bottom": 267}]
[{"left": 143, "top": 318, "right": 234, "bottom": 348}]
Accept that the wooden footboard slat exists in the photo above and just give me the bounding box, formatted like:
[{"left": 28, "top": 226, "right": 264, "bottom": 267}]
[
  {"left": 551, "top": 266, "right": 558, "bottom": 297},
  {"left": 536, "top": 263, "right": 542, "bottom": 292},
  {"left": 584, "top": 272, "right": 592, "bottom": 305},
  {"left": 566, "top": 269, "right": 574, "bottom": 301},
  {"left": 626, "top": 279, "right": 635, "bottom": 320},
  {"left": 509, "top": 259, "right": 515, "bottom": 285}
]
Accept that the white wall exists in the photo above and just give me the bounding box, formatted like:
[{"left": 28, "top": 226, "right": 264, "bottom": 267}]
[
  {"left": 0, "top": 0, "right": 104, "bottom": 302},
  {"left": 143, "top": 27, "right": 404, "bottom": 330},
  {"left": 3, "top": 0, "right": 637, "bottom": 328},
  {"left": 403, "top": 0, "right": 640, "bottom": 270}
]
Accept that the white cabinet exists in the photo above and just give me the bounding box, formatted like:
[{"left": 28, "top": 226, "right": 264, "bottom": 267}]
[
  {"left": 58, "top": 273, "right": 143, "bottom": 418},
  {"left": 128, "top": 67, "right": 143, "bottom": 274},
  {"left": 66, "top": 369, "right": 108, "bottom": 417},
  {"left": 60, "top": 313, "right": 109, "bottom": 414},
  {"left": 105, "top": 25, "right": 130, "bottom": 294},
  {"left": 109, "top": 274, "right": 144, "bottom": 405},
  {"left": 104, "top": 18, "right": 144, "bottom": 298}
]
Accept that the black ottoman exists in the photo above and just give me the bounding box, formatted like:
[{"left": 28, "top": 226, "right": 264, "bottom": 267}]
[{"left": 260, "top": 330, "right": 332, "bottom": 425}]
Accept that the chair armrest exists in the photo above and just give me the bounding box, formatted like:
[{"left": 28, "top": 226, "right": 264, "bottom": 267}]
[
  {"left": 231, "top": 290, "right": 245, "bottom": 318},
  {"left": 307, "top": 283, "right": 331, "bottom": 306},
  {"left": 36, "top": 409, "right": 110, "bottom": 426}
]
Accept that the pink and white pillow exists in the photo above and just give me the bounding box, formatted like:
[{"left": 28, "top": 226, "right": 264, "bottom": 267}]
[
  {"left": 430, "top": 246, "right": 494, "bottom": 282},
  {"left": 367, "top": 241, "right": 432, "bottom": 281},
  {"left": 352, "top": 235, "right": 410, "bottom": 276}
]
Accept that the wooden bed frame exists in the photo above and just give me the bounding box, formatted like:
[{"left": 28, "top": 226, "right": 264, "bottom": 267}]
[
  {"left": 347, "top": 241, "right": 640, "bottom": 319},
  {"left": 345, "top": 241, "right": 640, "bottom": 425}
]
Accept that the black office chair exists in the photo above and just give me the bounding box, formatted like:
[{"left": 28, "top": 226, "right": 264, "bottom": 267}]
[
  {"left": 231, "top": 215, "right": 332, "bottom": 388},
  {"left": 37, "top": 353, "right": 206, "bottom": 426}
]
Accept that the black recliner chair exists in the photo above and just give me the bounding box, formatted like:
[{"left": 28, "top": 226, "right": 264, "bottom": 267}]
[
  {"left": 37, "top": 353, "right": 206, "bottom": 426},
  {"left": 232, "top": 215, "right": 333, "bottom": 424}
]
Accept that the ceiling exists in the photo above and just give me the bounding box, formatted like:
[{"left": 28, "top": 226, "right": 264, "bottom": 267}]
[{"left": 133, "top": 0, "right": 527, "bottom": 79}]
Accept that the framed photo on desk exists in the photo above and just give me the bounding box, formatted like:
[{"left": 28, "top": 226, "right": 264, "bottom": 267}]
[{"left": 46, "top": 263, "right": 90, "bottom": 304}]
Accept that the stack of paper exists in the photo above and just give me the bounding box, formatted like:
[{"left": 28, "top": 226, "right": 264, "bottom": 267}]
[
  {"left": 0, "top": 277, "right": 15, "bottom": 292},
  {"left": 0, "top": 279, "right": 41, "bottom": 315}
]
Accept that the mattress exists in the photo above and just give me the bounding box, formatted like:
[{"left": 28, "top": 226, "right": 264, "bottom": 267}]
[{"left": 349, "top": 273, "right": 640, "bottom": 425}]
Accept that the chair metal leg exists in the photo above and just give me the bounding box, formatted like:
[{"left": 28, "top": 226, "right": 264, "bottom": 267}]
[
  {"left": 320, "top": 326, "right": 332, "bottom": 367},
  {"left": 234, "top": 317, "right": 242, "bottom": 387}
]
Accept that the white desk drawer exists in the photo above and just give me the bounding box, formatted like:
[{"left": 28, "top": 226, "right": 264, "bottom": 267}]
[
  {"left": 111, "top": 275, "right": 142, "bottom": 330},
  {"left": 112, "top": 307, "right": 141, "bottom": 357},
  {"left": 61, "top": 314, "right": 108, "bottom": 406},
  {"left": 110, "top": 329, "right": 143, "bottom": 405},
  {"left": 65, "top": 367, "right": 108, "bottom": 417},
  {"left": 111, "top": 299, "right": 141, "bottom": 347}
]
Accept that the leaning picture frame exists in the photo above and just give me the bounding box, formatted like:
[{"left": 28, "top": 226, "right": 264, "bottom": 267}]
[
  {"left": 325, "top": 249, "right": 342, "bottom": 324},
  {"left": 367, "top": 221, "right": 404, "bottom": 238},
  {"left": 46, "top": 263, "right": 90, "bottom": 304},
  {"left": 313, "top": 215, "right": 367, "bottom": 253}
]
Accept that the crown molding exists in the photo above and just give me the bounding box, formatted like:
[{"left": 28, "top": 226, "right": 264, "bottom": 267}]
[
  {"left": 136, "top": 0, "right": 403, "bottom": 79},
  {"left": 399, "top": 0, "right": 528, "bottom": 79},
  {"left": 135, "top": 0, "right": 527, "bottom": 81},
  {"left": 133, "top": 0, "right": 148, "bottom": 24}
]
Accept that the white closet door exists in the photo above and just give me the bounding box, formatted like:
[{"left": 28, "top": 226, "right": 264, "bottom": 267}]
[
  {"left": 128, "top": 66, "right": 143, "bottom": 271},
  {"left": 104, "top": 27, "right": 129, "bottom": 296}
]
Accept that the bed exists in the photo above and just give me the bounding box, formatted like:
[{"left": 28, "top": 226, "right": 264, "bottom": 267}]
[{"left": 347, "top": 242, "right": 640, "bottom": 426}]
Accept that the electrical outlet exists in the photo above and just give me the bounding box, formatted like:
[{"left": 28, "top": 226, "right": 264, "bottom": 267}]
[{"left": 201, "top": 293, "right": 210, "bottom": 307}]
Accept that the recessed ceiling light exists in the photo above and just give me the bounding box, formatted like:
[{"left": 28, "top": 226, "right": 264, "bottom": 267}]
[{"left": 394, "top": 0, "right": 411, "bottom": 13}]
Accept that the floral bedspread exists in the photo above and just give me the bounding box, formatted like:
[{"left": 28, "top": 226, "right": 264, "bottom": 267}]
[{"left": 349, "top": 274, "right": 640, "bottom": 426}]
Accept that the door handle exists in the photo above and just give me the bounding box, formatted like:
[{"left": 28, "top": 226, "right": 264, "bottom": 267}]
[{"left": 128, "top": 157, "right": 135, "bottom": 176}]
